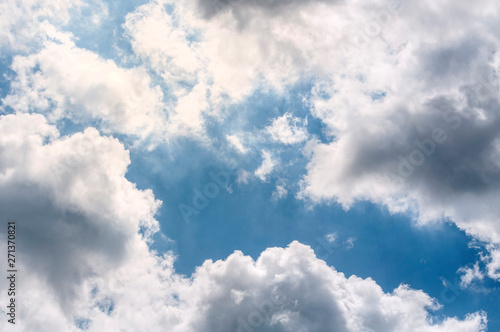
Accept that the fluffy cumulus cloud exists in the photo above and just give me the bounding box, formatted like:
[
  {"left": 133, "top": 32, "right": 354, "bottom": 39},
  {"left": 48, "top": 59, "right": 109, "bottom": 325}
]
[
  {"left": 459, "top": 263, "right": 485, "bottom": 288},
  {"left": 266, "top": 113, "right": 309, "bottom": 145},
  {"left": 0, "top": 0, "right": 78, "bottom": 51},
  {"left": 0, "top": 0, "right": 109, "bottom": 52},
  {"left": 121, "top": 0, "right": 367, "bottom": 135},
  {"left": 288, "top": 0, "right": 500, "bottom": 279},
  {"left": 174, "top": 241, "right": 487, "bottom": 332},
  {"left": 0, "top": 113, "right": 160, "bottom": 308},
  {"left": 3, "top": 41, "right": 167, "bottom": 141},
  {"left": 122, "top": 0, "right": 211, "bottom": 137}
]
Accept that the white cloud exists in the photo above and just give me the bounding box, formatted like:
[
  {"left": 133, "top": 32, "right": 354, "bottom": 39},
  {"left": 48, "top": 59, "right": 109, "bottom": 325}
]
[
  {"left": 0, "top": 0, "right": 79, "bottom": 51},
  {"left": 123, "top": 0, "right": 214, "bottom": 138},
  {"left": 344, "top": 237, "right": 355, "bottom": 250},
  {"left": 121, "top": 0, "right": 368, "bottom": 136},
  {"left": 272, "top": 180, "right": 288, "bottom": 201},
  {"left": 0, "top": 0, "right": 111, "bottom": 52},
  {"left": 266, "top": 113, "right": 309, "bottom": 145},
  {"left": 226, "top": 134, "right": 248, "bottom": 153},
  {"left": 168, "top": 82, "right": 210, "bottom": 136},
  {"left": 486, "top": 248, "right": 500, "bottom": 280},
  {"left": 326, "top": 233, "right": 337, "bottom": 243},
  {"left": 123, "top": 0, "right": 203, "bottom": 86},
  {"left": 0, "top": 113, "right": 161, "bottom": 324},
  {"left": 255, "top": 150, "right": 277, "bottom": 181},
  {"left": 458, "top": 263, "right": 485, "bottom": 288},
  {"left": 237, "top": 169, "right": 251, "bottom": 184},
  {"left": 3, "top": 42, "right": 167, "bottom": 141}
]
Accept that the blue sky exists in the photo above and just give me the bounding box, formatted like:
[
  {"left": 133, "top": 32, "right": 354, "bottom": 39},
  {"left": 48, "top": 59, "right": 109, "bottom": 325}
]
[{"left": 1, "top": 0, "right": 499, "bottom": 331}]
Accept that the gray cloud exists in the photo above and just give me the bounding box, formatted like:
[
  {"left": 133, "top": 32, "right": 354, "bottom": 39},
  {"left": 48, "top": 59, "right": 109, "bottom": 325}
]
[
  {"left": 151, "top": 242, "right": 487, "bottom": 332},
  {"left": 195, "top": 0, "right": 341, "bottom": 20},
  {"left": 301, "top": 0, "right": 500, "bottom": 279}
]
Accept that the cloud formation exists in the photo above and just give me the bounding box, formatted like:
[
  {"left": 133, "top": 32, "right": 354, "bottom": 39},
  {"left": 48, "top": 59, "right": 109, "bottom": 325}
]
[
  {"left": 266, "top": 113, "right": 309, "bottom": 145},
  {"left": 1, "top": 0, "right": 499, "bottom": 330},
  {"left": 255, "top": 150, "right": 277, "bottom": 181},
  {"left": 0, "top": 113, "right": 160, "bottom": 314},
  {"left": 194, "top": 0, "right": 340, "bottom": 20},
  {"left": 0, "top": 222, "right": 489, "bottom": 332},
  {"left": 0, "top": 0, "right": 78, "bottom": 51},
  {"left": 289, "top": 0, "right": 500, "bottom": 278},
  {"left": 0, "top": 114, "right": 484, "bottom": 331},
  {"left": 4, "top": 42, "right": 167, "bottom": 141}
]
